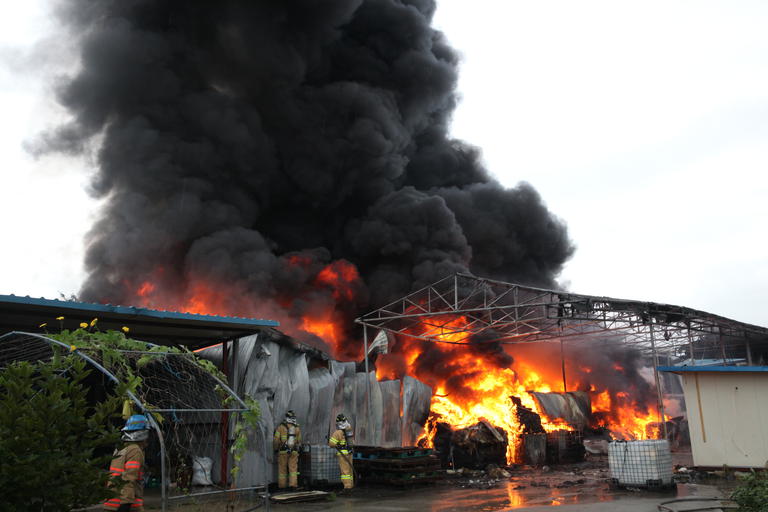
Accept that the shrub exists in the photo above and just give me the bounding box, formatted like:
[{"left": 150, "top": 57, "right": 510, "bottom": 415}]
[
  {"left": 731, "top": 471, "right": 768, "bottom": 512},
  {"left": 0, "top": 355, "right": 122, "bottom": 512}
]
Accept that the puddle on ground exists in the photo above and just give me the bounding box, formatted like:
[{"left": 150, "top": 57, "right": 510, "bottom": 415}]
[
  {"left": 427, "top": 480, "right": 619, "bottom": 511},
  {"left": 423, "top": 466, "right": 680, "bottom": 512}
]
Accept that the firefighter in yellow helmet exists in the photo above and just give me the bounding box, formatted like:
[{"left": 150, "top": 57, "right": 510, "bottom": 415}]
[
  {"left": 329, "top": 413, "right": 354, "bottom": 491},
  {"left": 273, "top": 410, "right": 302, "bottom": 489},
  {"left": 103, "top": 415, "right": 149, "bottom": 511}
]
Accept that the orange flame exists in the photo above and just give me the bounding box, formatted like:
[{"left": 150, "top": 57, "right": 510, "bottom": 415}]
[
  {"left": 389, "top": 314, "right": 666, "bottom": 463},
  {"left": 137, "top": 281, "right": 155, "bottom": 297},
  {"left": 128, "top": 258, "right": 363, "bottom": 358},
  {"left": 301, "top": 315, "right": 343, "bottom": 348},
  {"left": 315, "top": 261, "right": 360, "bottom": 302},
  {"left": 129, "top": 267, "right": 665, "bottom": 453},
  {"left": 591, "top": 390, "right": 667, "bottom": 440},
  {"left": 181, "top": 282, "right": 233, "bottom": 315},
  {"left": 592, "top": 390, "right": 611, "bottom": 412},
  {"left": 398, "top": 315, "right": 577, "bottom": 463}
]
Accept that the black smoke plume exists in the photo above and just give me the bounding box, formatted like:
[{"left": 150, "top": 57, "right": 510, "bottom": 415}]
[{"left": 43, "top": 0, "right": 573, "bottom": 356}]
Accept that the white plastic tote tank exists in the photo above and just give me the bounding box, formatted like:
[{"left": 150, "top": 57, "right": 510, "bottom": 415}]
[{"left": 608, "top": 440, "right": 673, "bottom": 488}]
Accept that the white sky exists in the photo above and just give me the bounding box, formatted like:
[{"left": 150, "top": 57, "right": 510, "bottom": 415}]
[
  {"left": 0, "top": 1, "right": 95, "bottom": 301},
  {"left": 433, "top": 1, "right": 768, "bottom": 325},
  {"left": 0, "top": 1, "right": 766, "bottom": 325}
]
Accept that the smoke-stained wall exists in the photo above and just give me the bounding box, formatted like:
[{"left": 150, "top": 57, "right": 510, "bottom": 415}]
[
  {"left": 199, "top": 333, "right": 429, "bottom": 485},
  {"left": 42, "top": 1, "right": 573, "bottom": 357}
]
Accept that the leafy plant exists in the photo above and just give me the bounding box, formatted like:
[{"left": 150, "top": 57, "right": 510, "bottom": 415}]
[
  {"left": 0, "top": 355, "right": 124, "bottom": 511},
  {"left": 731, "top": 470, "right": 768, "bottom": 512},
  {"left": 230, "top": 396, "right": 261, "bottom": 479},
  {"left": 52, "top": 328, "right": 151, "bottom": 398},
  {"left": 49, "top": 327, "right": 259, "bottom": 486},
  {"left": 50, "top": 328, "right": 227, "bottom": 401}
]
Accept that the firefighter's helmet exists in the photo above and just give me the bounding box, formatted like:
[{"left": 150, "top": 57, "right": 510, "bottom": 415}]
[
  {"left": 285, "top": 410, "right": 297, "bottom": 425},
  {"left": 336, "top": 413, "right": 351, "bottom": 431},
  {"left": 122, "top": 414, "right": 149, "bottom": 431}
]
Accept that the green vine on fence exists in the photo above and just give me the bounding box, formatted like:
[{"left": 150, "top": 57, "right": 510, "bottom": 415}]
[
  {"left": 50, "top": 327, "right": 229, "bottom": 401},
  {"left": 52, "top": 328, "right": 152, "bottom": 401},
  {"left": 230, "top": 396, "right": 261, "bottom": 480},
  {"left": 46, "top": 323, "right": 260, "bottom": 484}
]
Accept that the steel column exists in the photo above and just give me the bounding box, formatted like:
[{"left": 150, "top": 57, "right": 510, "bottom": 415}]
[
  {"left": 262, "top": 422, "right": 270, "bottom": 511},
  {"left": 718, "top": 328, "right": 727, "bottom": 364},
  {"left": 232, "top": 337, "right": 239, "bottom": 391},
  {"left": 220, "top": 338, "right": 230, "bottom": 488},
  {"left": 687, "top": 327, "right": 696, "bottom": 366},
  {"left": 559, "top": 338, "right": 567, "bottom": 393},
  {"left": 648, "top": 319, "right": 668, "bottom": 440},
  {"left": 454, "top": 274, "right": 459, "bottom": 310},
  {"left": 363, "top": 325, "right": 373, "bottom": 443}
]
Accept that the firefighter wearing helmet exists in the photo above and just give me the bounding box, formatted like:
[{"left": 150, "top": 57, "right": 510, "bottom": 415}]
[
  {"left": 103, "top": 414, "right": 150, "bottom": 511},
  {"left": 329, "top": 413, "right": 354, "bottom": 491},
  {"left": 273, "top": 410, "right": 302, "bottom": 489}
]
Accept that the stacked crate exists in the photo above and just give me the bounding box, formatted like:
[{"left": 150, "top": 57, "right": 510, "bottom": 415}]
[
  {"left": 546, "top": 430, "right": 585, "bottom": 464},
  {"left": 353, "top": 446, "right": 442, "bottom": 485}
]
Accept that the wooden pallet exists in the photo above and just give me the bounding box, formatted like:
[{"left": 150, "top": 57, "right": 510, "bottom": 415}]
[
  {"left": 362, "top": 471, "right": 442, "bottom": 486},
  {"left": 353, "top": 446, "right": 434, "bottom": 460},
  {"left": 270, "top": 490, "right": 331, "bottom": 503},
  {"left": 354, "top": 456, "right": 441, "bottom": 470},
  {"left": 357, "top": 466, "right": 442, "bottom": 477},
  {"left": 370, "top": 470, "right": 442, "bottom": 479}
]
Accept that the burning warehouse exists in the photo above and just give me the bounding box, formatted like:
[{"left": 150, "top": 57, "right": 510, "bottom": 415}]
[
  {"left": 0, "top": 294, "right": 436, "bottom": 505},
  {"left": 6, "top": 0, "right": 768, "bottom": 508},
  {"left": 355, "top": 273, "right": 768, "bottom": 469},
  {"left": 33, "top": 0, "right": 585, "bottom": 487},
  {"left": 4, "top": 273, "right": 767, "bottom": 501}
]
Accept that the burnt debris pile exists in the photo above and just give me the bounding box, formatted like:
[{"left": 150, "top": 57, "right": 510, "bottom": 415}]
[
  {"left": 433, "top": 419, "right": 508, "bottom": 470},
  {"left": 428, "top": 392, "right": 593, "bottom": 470}
]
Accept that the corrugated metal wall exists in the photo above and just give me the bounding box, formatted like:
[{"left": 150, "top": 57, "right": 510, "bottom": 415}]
[{"left": 199, "top": 333, "right": 432, "bottom": 486}]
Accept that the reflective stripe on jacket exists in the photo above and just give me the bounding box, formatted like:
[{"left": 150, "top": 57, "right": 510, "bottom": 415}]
[
  {"left": 103, "top": 443, "right": 145, "bottom": 509},
  {"left": 273, "top": 423, "right": 302, "bottom": 452},
  {"left": 329, "top": 429, "right": 350, "bottom": 454}
]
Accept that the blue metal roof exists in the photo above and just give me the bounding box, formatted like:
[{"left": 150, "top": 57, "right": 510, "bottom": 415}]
[
  {"left": 658, "top": 365, "right": 768, "bottom": 373},
  {"left": 0, "top": 294, "right": 279, "bottom": 349},
  {"left": 0, "top": 294, "right": 278, "bottom": 326},
  {"left": 674, "top": 358, "right": 746, "bottom": 367}
]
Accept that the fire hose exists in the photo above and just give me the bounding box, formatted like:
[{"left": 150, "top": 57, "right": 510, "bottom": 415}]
[
  {"left": 657, "top": 497, "right": 738, "bottom": 511},
  {"left": 334, "top": 444, "right": 357, "bottom": 483}
]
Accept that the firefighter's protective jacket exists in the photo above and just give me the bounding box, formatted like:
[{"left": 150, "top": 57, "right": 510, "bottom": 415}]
[
  {"left": 273, "top": 423, "right": 302, "bottom": 452},
  {"left": 329, "top": 428, "right": 354, "bottom": 487},
  {"left": 103, "top": 443, "right": 145, "bottom": 510},
  {"left": 329, "top": 429, "right": 352, "bottom": 454}
]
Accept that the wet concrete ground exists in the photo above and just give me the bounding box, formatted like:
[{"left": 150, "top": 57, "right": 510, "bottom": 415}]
[
  {"left": 265, "top": 481, "right": 672, "bottom": 512},
  {"left": 261, "top": 479, "right": 726, "bottom": 512},
  {"left": 255, "top": 469, "right": 684, "bottom": 512},
  {"left": 145, "top": 452, "right": 730, "bottom": 512},
  {"left": 155, "top": 482, "right": 694, "bottom": 512}
]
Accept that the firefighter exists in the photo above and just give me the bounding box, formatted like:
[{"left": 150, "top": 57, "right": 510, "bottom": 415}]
[
  {"left": 273, "top": 410, "right": 302, "bottom": 489},
  {"left": 329, "top": 413, "right": 354, "bottom": 491},
  {"left": 103, "top": 414, "right": 149, "bottom": 511}
]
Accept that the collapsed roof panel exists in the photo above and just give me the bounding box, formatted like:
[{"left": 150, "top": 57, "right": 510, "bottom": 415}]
[{"left": 356, "top": 273, "right": 768, "bottom": 363}]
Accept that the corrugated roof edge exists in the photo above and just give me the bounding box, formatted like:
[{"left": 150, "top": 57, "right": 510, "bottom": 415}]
[
  {"left": 658, "top": 365, "right": 768, "bottom": 373},
  {"left": 255, "top": 327, "right": 332, "bottom": 360},
  {"left": 0, "top": 294, "right": 279, "bottom": 327}
]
